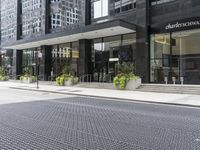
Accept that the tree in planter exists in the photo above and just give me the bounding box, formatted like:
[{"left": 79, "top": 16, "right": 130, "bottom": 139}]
[
  {"left": 0, "top": 67, "right": 9, "bottom": 81},
  {"left": 20, "top": 65, "right": 36, "bottom": 83},
  {"left": 119, "top": 62, "right": 135, "bottom": 74},
  {"left": 113, "top": 62, "right": 140, "bottom": 90},
  {"left": 56, "top": 65, "right": 78, "bottom": 86}
]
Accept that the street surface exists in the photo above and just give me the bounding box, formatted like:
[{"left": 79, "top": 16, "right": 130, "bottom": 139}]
[{"left": 0, "top": 86, "right": 200, "bottom": 149}]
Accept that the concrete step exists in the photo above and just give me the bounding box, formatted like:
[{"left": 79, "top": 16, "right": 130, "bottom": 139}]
[
  {"left": 137, "top": 84, "right": 200, "bottom": 95},
  {"left": 74, "top": 82, "right": 114, "bottom": 89}
]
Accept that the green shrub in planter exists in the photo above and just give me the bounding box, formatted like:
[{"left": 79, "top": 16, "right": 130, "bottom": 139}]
[
  {"left": 114, "top": 74, "right": 129, "bottom": 90},
  {"left": 113, "top": 73, "right": 140, "bottom": 90},
  {"left": 20, "top": 74, "right": 36, "bottom": 83},
  {"left": 0, "top": 75, "right": 9, "bottom": 81},
  {"left": 0, "top": 67, "right": 9, "bottom": 81},
  {"left": 56, "top": 74, "right": 78, "bottom": 86}
]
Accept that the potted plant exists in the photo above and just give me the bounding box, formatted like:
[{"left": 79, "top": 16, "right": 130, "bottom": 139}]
[
  {"left": 56, "top": 65, "right": 78, "bottom": 86},
  {"left": 56, "top": 74, "right": 78, "bottom": 86},
  {"left": 20, "top": 74, "right": 37, "bottom": 83},
  {"left": 113, "top": 62, "right": 141, "bottom": 90},
  {"left": 20, "top": 65, "right": 36, "bottom": 83},
  {"left": 0, "top": 67, "right": 9, "bottom": 81}
]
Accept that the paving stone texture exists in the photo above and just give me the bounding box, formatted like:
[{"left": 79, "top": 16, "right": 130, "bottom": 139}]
[{"left": 0, "top": 96, "right": 200, "bottom": 149}]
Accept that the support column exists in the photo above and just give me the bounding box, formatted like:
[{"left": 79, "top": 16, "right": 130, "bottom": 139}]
[
  {"left": 135, "top": 0, "right": 150, "bottom": 83},
  {"left": 12, "top": 50, "right": 23, "bottom": 79},
  {"left": 45, "top": 0, "right": 51, "bottom": 34},
  {"left": 85, "top": 0, "right": 91, "bottom": 25},
  {"left": 78, "top": 39, "right": 92, "bottom": 76},
  {"left": 17, "top": 0, "right": 22, "bottom": 40},
  {"left": 39, "top": 45, "right": 52, "bottom": 81}
]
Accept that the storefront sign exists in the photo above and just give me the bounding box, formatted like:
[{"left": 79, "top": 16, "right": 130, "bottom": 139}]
[
  {"left": 151, "top": 17, "right": 200, "bottom": 33},
  {"left": 163, "top": 17, "right": 200, "bottom": 32},
  {"left": 165, "top": 20, "right": 200, "bottom": 30}
]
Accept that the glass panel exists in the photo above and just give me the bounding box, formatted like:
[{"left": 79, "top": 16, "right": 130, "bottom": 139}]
[
  {"left": 102, "top": 0, "right": 108, "bottom": 16},
  {"left": 50, "top": 0, "right": 85, "bottom": 31},
  {"left": 172, "top": 29, "right": 200, "bottom": 83},
  {"left": 92, "top": 34, "right": 135, "bottom": 82},
  {"left": 0, "top": 50, "right": 13, "bottom": 76},
  {"left": 150, "top": 33, "right": 171, "bottom": 83},
  {"left": 151, "top": 29, "right": 200, "bottom": 84},
  {"left": 94, "top": 0, "right": 102, "bottom": 19},
  {"left": 121, "top": 33, "right": 136, "bottom": 62},
  {"left": 171, "top": 34, "right": 181, "bottom": 81},
  {"left": 22, "top": 49, "right": 36, "bottom": 76},
  {"left": 71, "top": 42, "right": 79, "bottom": 76},
  {"left": 51, "top": 43, "right": 71, "bottom": 76},
  {"left": 92, "top": 0, "right": 108, "bottom": 19},
  {"left": 110, "top": 0, "right": 136, "bottom": 15}
]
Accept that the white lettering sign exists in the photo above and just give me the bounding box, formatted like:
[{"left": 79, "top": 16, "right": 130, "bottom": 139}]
[{"left": 165, "top": 20, "right": 200, "bottom": 30}]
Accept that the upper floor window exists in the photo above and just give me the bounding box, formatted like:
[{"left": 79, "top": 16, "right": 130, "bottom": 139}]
[
  {"left": 114, "top": 0, "right": 136, "bottom": 13},
  {"left": 151, "top": 0, "right": 175, "bottom": 6},
  {"left": 91, "top": 0, "right": 108, "bottom": 19}
]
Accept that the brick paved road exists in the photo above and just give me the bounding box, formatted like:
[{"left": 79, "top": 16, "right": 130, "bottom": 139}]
[{"left": 0, "top": 90, "right": 200, "bottom": 149}]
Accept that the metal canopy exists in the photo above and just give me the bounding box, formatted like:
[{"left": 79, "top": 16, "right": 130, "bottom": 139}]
[{"left": 3, "top": 20, "right": 136, "bottom": 50}]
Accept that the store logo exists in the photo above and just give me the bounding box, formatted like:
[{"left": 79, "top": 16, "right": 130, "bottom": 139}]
[{"left": 165, "top": 20, "right": 200, "bottom": 30}]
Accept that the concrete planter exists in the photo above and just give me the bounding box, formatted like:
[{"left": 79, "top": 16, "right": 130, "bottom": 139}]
[
  {"left": 125, "top": 78, "right": 142, "bottom": 90},
  {"left": 64, "top": 80, "right": 73, "bottom": 86},
  {"left": 64, "top": 78, "right": 78, "bottom": 86},
  {"left": 0, "top": 76, "right": 9, "bottom": 81},
  {"left": 21, "top": 77, "right": 36, "bottom": 84},
  {"left": 114, "top": 78, "right": 141, "bottom": 90}
]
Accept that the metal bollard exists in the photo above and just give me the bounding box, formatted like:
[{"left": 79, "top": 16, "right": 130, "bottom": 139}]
[
  {"left": 172, "top": 77, "right": 176, "bottom": 85},
  {"left": 180, "top": 77, "right": 184, "bottom": 85},
  {"left": 164, "top": 77, "right": 168, "bottom": 85}
]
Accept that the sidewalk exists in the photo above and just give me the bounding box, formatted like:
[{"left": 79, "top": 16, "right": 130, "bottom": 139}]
[{"left": 1, "top": 81, "right": 200, "bottom": 107}]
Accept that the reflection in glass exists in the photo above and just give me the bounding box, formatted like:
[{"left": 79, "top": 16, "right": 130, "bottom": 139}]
[
  {"left": 51, "top": 42, "right": 79, "bottom": 77},
  {"left": 151, "top": 29, "right": 200, "bottom": 84},
  {"left": 22, "top": 49, "right": 37, "bottom": 75},
  {"left": 92, "top": 34, "right": 136, "bottom": 82},
  {"left": 150, "top": 34, "right": 170, "bottom": 83}
]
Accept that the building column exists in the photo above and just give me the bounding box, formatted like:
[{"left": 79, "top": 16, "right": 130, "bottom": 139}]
[
  {"left": 45, "top": 0, "right": 51, "bottom": 34},
  {"left": 135, "top": 0, "right": 150, "bottom": 83},
  {"left": 78, "top": 39, "right": 92, "bottom": 76},
  {"left": 12, "top": 50, "right": 23, "bottom": 79},
  {"left": 39, "top": 45, "right": 52, "bottom": 81}
]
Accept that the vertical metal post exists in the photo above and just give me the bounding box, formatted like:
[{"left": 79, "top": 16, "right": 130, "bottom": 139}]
[
  {"left": 169, "top": 32, "right": 173, "bottom": 83},
  {"left": 36, "top": 50, "right": 39, "bottom": 89}
]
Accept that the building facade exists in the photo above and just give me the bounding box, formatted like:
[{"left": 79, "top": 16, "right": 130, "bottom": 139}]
[{"left": 1, "top": 0, "right": 200, "bottom": 84}]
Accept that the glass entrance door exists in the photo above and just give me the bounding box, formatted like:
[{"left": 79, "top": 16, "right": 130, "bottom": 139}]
[{"left": 108, "top": 59, "right": 119, "bottom": 82}]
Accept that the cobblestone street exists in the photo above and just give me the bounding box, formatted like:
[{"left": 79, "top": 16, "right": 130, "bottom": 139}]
[{"left": 0, "top": 87, "right": 200, "bottom": 149}]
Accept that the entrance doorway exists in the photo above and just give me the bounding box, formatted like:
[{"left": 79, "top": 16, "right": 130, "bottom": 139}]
[{"left": 92, "top": 33, "right": 136, "bottom": 82}]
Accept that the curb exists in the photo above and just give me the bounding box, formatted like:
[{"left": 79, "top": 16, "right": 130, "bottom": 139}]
[{"left": 9, "top": 86, "right": 200, "bottom": 109}]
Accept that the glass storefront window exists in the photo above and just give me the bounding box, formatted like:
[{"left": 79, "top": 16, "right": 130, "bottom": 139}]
[
  {"left": 0, "top": 50, "right": 13, "bottom": 76},
  {"left": 151, "top": 0, "right": 175, "bottom": 6},
  {"left": 22, "top": 49, "right": 37, "bottom": 75},
  {"left": 71, "top": 42, "right": 79, "bottom": 76},
  {"left": 92, "top": 33, "right": 136, "bottom": 82},
  {"left": 51, "top": 42, "right": 79, "bottom": 77},
  {"left": 151, "top": 29, "right": 200, "bottom": 84},
  {"left": 150, "top": 33, "right": 171, "bottom": 83},
  {"left": 110, "top": 0, "right": 136, "bottom": 15}
]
